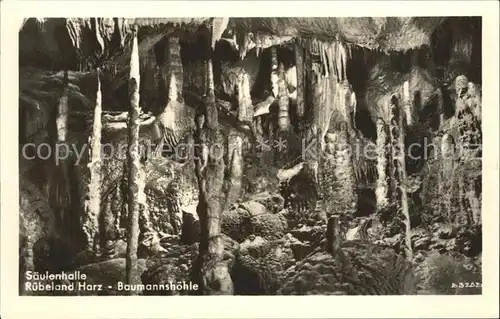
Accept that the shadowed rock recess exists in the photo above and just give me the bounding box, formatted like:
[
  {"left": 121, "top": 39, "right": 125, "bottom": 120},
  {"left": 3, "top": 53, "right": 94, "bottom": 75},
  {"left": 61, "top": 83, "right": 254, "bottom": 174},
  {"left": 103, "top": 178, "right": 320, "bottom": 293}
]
[{"left": 19, "top": 17, "right": 482, "bottom": 296}]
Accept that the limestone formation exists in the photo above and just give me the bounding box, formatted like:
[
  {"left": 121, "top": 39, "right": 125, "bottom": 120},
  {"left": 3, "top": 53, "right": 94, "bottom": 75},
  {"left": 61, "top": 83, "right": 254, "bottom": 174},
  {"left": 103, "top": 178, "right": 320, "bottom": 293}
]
[
  {"left": 125, "top": 30, "right": 141, "bottom": 293},
  {"left": 82, "top": 70, "right": 103, "bottom": 254}
]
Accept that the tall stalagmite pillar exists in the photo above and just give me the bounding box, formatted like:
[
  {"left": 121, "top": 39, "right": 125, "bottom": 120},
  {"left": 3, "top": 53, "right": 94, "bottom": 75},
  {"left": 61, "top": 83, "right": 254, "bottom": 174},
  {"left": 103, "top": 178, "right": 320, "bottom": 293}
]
[
  {"left": 126, "top": 30, "right": 141, "bottom": 293},
  {"left": 375, "top": 118, "right": 390, "bottom": 214},
  {"left": 402, "top": 81, "right": 413, "bottom": 126},
  {"left": 82, "top": 70, "right": 103, "bottom": 254},
  {"left": 270, "top": 46, "right": 279, "bottom": 98},
  {"left": 334, "top": 124, "right": 358, "bottom": 216},
  {"left": 194, "top": 45, "right": 233, "bottom": 294},
  {"left": 321, "top": 128, "right": 337, "bottom": 217},
  {"left": 225, "top": 129, "right": 243, "bottom": 210},
  {"left": 277, "top": 62, "right": 291, "bottom": 131},
  {"left": 308, "top": 68, "right": 324, "bottom": 194},
  {"left": 439, "top": 133, "right": 456, "bottom": 224},
  {"left": 51, "top": 70, "right": 71, "bottom": 241},
  {"left": 454, "top": 75, "right": 482, "bottom": 226},
  {"left": 294, "top": 40, "right": 305, "bottom": 119},
  {"left": 388, "top": 95, "right": 413, "bottom": 262},
  {"left": 237, "top": 70, "right": 253, "bottom": 123}
]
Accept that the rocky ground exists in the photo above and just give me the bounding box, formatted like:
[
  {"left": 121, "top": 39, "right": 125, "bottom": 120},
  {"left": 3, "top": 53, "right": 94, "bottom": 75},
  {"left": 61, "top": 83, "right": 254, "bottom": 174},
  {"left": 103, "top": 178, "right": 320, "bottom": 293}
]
[{"left": 22, "top": 168, "right": 482, "bottom": 295}]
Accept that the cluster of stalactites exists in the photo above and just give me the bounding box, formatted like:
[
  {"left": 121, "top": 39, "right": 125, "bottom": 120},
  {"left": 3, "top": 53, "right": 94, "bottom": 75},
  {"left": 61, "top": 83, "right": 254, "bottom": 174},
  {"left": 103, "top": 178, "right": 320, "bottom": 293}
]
[
  {"left": 225, "top": 30, "right": 294, "bottom": 60},
  {"left": 305, "top": 38, "right": 350, "bottom": 82}
]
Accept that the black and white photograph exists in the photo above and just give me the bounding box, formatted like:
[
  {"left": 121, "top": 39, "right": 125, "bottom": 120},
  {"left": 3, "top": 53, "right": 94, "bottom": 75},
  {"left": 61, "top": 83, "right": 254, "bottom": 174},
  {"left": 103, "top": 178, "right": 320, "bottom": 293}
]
[
  {"left": 1, "top": 1, "right": 499, "bottom": 318},
  {"left": 15, "top": 15, "right": 485, "bottom": 296}
]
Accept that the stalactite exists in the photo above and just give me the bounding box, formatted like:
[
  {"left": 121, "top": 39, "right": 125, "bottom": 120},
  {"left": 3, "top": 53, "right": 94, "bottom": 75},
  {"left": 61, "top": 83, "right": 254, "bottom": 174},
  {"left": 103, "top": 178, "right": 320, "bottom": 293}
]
[
  {"left": 255, "top": 34, "right": 262, "bottom": 57},
  {"left": 126, "top": 30, "right": 141, "bottom": 293},
  {"left": 375, "top": 118, "right": 390, "bottom": 213},
  {"left": 82, "top": 70, "right": 102, "bottom": 254},
  {"left": 338, "top": 80, "right": 356, "bottom": 131},
  {"left": 237, "top": 31, "right": 251, "bottom": 60},
  {"left": 294, "top": 40, "right": 305, "bottom": 119},
  {"left": 270, "top": 46, "right": 279, "bottom": 98},
  {"left": 211, "top": 18, "right": 229, "bottom": 50},
  {"left": 321, "top": 41, "right": 329, "bottom": 77},
  {"left": 237, "top": 70, "right": 253, "bottom": 123},
  {"left": 337, "top": 41, "right": 347, "bottom": 82},
  {"left": 326, "top": 42, "right": 335, "bottom": 79},
  {"left": 194, "top": 54, "right": 233, "bottom": 294},
  {"left": 388, "top": 95, "right": 413, "bottom": 262},
  {"left": 277, "top": 62, "right": 291, "bottom": 131}
]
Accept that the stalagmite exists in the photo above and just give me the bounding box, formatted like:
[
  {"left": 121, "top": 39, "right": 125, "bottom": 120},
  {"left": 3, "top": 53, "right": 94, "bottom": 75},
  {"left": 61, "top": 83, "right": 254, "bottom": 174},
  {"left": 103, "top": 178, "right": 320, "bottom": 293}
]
[
  {"left": 468, "top": 82, "right": 482, "bottom": 122},
  {"left": 439, "top": 134, "right": 456, "bottom": 223},
  {"left": 321, "top": 128, "right": 337, "bottom": 217},
  {"left": 454, "top": 75, "right": 482, "bottom": 226},
  {"left": 126, "top": 30, "right": 141, "bottom": 293},
  {"left": 136, "top": 164, "right": 164, "bottom": 254},
  {"left": 388, "top": 95, "right": 413, "bottom": 262},
  {"left": 375, "top": 118, "right": 390, "bottom": 213},
  {"left": 270, "top": 46, "right": 279, "bottom": 98},
  {"left": 435, "top": 88, "right": 445, "bottom": 128},
  {"left": 225, "top": 130, "right": 243, "bottom": 210},
  {"left": 351, "top": 91, "right": 357, "bottom": 129},
  {"left": 308, "top": 68, "right": 326, "bottom": 186},
  {"left": 441, "top": 134, "right": 455, "bottom": 182},
  {"left": 402, "top": 81, "right": 413, "bottom": 126},
  {"left": 50, "top": 70, "right": 71, "bottom": 236},
  {"left": 164, "top": 37, "right": 183, "bottom": 103},
  {"left": 56, "top": 72, "right": 69, "bottom": 143},
  {"left": 455, "top": 76, "right": 482, "bottom": 156},
  {"left": 333, "top": 124, "right": 358, "bottom": 216},
  {"left": 326, "top": 215, "right": 342, "bottom": 257},
  {"left": 82, "top": 70, "right": 102, "bottom": 253},
  {"left": 237, "top": 70, "right": 253, "bottom": 123},
  {"left": 294, "top": 40, "right": 305, "bottom": 118},
  {"left": 277, "top": 63, "right": 291, "bottom": 131},
  {"left": 194, "top": 53, "right": 233, "bottom": 294}
]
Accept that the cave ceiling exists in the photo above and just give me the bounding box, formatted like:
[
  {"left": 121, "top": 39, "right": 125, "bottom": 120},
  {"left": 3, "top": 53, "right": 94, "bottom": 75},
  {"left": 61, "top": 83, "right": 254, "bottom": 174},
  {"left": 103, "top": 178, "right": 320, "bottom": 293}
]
[{"left": 20, "top": 17, "right": 447, "bottom": 71}]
